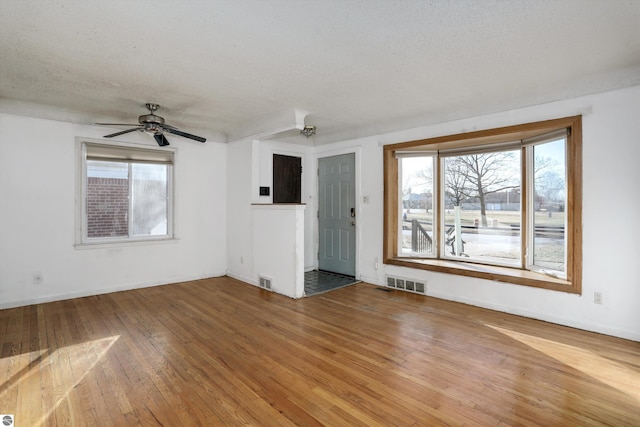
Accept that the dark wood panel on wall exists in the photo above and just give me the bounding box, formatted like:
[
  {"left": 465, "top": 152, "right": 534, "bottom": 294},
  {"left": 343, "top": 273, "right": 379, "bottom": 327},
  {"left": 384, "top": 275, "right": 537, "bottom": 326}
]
[{"left": 273, "top": 154, "right": 301, "bottom": 203}]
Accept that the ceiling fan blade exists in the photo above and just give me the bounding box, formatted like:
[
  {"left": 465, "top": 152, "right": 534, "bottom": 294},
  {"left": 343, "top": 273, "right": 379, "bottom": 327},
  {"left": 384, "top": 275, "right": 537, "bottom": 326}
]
[
  {"left": 154, "top": 133, "right": 170, "bottom": 146},
  {"left": 103, "top": 127, "right": 142, "bottom": 138},
  {"left": 164, "top": 127, "right": 206, "bottom": 143},
  {"left": 96, "top": 123, "right": 141, "bottom": 126}
]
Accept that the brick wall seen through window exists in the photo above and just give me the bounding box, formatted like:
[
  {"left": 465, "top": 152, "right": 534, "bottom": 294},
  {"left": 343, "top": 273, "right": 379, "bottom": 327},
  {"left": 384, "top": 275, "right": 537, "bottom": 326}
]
[{"left": 86, "top": 177, "right": 129, "bottom": 238}]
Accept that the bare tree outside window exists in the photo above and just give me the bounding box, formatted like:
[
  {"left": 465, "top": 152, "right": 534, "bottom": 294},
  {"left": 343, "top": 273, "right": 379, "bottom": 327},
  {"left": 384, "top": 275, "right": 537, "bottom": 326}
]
[
  {"left": 531, "top": 138, "right": 566, "bottom": 271},
  {"left": 386, "top": 116, "right": 581, "bottom": 292},
  {"left": 444, "top": 151, "right": 520, "bottom": 226},
  {"left": 444, "top": 158, "right": 471, "bottom": 208},
  {"left": 534, "top": 155, "right": 565, "bottom": 212},
  {"left": 440, "top": 150, "right": 522, "bottom": 264}
]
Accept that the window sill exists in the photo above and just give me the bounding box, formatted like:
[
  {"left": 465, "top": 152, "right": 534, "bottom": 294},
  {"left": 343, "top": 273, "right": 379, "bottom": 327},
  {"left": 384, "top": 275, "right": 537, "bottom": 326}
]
[
  {"left": 385, "top": 257, "right": 578, "bottom": 294},
  {"left": 74, "top": 237, "right": 179, "bottom": 250}
]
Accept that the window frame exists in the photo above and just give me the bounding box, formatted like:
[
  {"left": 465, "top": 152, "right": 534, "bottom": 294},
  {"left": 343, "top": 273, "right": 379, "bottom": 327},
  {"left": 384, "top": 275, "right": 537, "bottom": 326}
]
[
  {"left": 524, "top": 132, "right": 569, "bottom": 276},
  {"left": 75, "top": 138, "right": 177, "bottom": 247},
  {"left": 397, "top": 152, "right": 437, "bottom": 258},
  {"left": 383, "top": 116, "right": 582, "bottom": 294},
  {"left": 438, "top": 146, "right": 523, "bottom": 267}
]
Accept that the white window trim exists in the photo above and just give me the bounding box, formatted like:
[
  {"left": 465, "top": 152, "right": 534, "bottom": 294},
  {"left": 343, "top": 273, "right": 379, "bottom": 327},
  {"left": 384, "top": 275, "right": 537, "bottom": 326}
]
[{"left": 75, "top": 137, "right": 178, "bottom": 248}]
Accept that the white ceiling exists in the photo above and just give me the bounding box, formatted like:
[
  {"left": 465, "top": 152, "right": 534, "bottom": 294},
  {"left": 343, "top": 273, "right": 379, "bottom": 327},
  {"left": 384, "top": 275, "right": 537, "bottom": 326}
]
[{"left": 1, "top": 0, "right": 639, "bottom": 145}]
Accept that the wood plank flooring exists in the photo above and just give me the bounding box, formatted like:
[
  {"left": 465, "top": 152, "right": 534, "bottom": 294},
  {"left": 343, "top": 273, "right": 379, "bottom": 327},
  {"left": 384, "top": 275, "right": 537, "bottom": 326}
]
[{"left": 1, "top": 277, "right": 639, "bottom": 426}]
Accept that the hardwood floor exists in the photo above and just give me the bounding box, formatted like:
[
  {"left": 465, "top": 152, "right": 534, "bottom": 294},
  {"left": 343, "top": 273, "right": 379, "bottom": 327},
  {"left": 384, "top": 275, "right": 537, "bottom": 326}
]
[{"left": 1, "top": 277, "right": 639, "bottom": 426}]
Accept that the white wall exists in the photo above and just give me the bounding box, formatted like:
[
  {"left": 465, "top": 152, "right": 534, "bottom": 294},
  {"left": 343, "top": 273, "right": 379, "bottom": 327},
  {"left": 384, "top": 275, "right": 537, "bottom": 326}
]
[
  {"left": 227, "top": 138, "right": 313, "bottom": 290},
  {"left": 0, "top": 114, "right": 227, "bottom": 308},
  {"left": 259, "top": 140, "right": 315, "bottom": 270},
  {"left": 311, "top": 85, "right": 640, "bottom": 341},
  {"left": 3, "top": 86, "right": 638, "bottom": 341},
  {"left": 226, "top": 138, "right": 254, "bottom": 284},
  {"left": 252, "top": 204, "right": 305, "bottom": 298}
]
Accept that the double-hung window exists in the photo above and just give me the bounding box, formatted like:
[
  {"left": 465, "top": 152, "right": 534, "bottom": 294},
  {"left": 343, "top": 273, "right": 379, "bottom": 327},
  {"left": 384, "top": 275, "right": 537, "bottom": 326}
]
[
  {"left": 384, "top": 116, "right": 582, "bottom": 293},
  {"left": 77, "top": 141, "right": 175, "bottom": 245}
]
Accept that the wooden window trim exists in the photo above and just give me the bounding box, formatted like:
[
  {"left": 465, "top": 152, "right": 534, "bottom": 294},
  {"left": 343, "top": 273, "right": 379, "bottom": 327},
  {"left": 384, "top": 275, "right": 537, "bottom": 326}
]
[{"left": 383, "top": 116, "right": 582, "bottom": 294}]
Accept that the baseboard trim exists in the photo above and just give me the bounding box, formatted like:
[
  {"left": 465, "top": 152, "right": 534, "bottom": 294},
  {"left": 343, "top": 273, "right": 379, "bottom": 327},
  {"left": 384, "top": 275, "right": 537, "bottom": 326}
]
[
  {"left": 225, "top": 272, "right": 258, "bottom": 286},
  {"left": 0, "top": 272, "right": 226, "bottom": 310},
  {"left": 425, "top": 289, "right": 640, "bottom": 342},
  {"left": 356, "top": 280, "right": 639, "bottom": 342}
]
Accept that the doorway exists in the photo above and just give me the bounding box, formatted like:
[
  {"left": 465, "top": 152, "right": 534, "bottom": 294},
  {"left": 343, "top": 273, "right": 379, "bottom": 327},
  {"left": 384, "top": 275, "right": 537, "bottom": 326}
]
[{"left": 318, "top": 153, "right": 356, "bottom": 276}]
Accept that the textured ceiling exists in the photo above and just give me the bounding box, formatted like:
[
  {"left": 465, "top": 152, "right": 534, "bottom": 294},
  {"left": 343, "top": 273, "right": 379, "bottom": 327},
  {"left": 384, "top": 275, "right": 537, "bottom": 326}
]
[{"left": 1, "top": 0, "right": 639, "bottom": 144}]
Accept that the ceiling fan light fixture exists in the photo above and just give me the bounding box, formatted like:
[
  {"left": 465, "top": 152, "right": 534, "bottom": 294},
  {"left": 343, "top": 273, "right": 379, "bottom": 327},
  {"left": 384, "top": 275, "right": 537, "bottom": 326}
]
[
  {"left": 97, "top": 102, "right": 206, "bottom": 144},
  {"left": 301, "top": 125, "right": 316, "bottom": 137}
]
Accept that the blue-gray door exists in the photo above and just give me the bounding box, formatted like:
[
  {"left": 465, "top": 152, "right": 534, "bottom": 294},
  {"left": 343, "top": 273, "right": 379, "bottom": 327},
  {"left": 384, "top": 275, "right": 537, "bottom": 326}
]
[{"left": 318, "top": 153, "right": 356, "bottom": 276}]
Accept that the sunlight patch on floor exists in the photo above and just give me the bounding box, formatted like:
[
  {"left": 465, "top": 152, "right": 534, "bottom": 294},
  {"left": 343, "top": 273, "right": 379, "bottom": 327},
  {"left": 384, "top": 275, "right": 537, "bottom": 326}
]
[
  {"left": 0, "top": 348, "right": 49, "bottom": 397},
  {"left": 35, "top": 336, "right": 120, "bottom": 426},
  {"left": 486, "top": 324, "right": 640, "bottom": 402}
]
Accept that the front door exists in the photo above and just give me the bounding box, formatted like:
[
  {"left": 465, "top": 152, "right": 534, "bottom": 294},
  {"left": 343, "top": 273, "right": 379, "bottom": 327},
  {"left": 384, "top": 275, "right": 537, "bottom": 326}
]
[{"left": 318, "top": 153, "right": 356, "bottom": 276}]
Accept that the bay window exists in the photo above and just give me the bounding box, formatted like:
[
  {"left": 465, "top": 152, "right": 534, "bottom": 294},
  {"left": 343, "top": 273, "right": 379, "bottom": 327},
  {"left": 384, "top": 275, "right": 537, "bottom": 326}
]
[{"left": 384, "top": 116, "right": 581, "bottom": 293}]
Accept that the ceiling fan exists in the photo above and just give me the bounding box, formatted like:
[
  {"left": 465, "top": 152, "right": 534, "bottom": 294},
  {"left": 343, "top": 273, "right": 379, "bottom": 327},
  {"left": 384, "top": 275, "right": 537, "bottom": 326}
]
[{"left": 96, "top": 103, "right": 206, "bottom": 146}]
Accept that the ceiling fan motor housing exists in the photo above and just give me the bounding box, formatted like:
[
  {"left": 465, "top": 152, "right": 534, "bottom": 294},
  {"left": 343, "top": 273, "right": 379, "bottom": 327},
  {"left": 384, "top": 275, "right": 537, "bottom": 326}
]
[{"left": 139, "top": 113, "right": 165, "bottom": 125}]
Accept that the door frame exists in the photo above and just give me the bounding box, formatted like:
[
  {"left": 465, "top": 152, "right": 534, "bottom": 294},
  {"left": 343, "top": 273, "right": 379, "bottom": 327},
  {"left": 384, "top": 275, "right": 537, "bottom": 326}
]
[{"left": 314, "top": 146, "right": 361, "bottom": 279}]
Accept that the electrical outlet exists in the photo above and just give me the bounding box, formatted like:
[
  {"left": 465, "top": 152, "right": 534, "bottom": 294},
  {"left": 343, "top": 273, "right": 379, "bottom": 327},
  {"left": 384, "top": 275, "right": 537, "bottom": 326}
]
[
  {"left": 33, "top": 271, "right": 43, "bottom": 285},
  {"left": 594, "top": 291, "right": 603, "bottom": 305}
]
